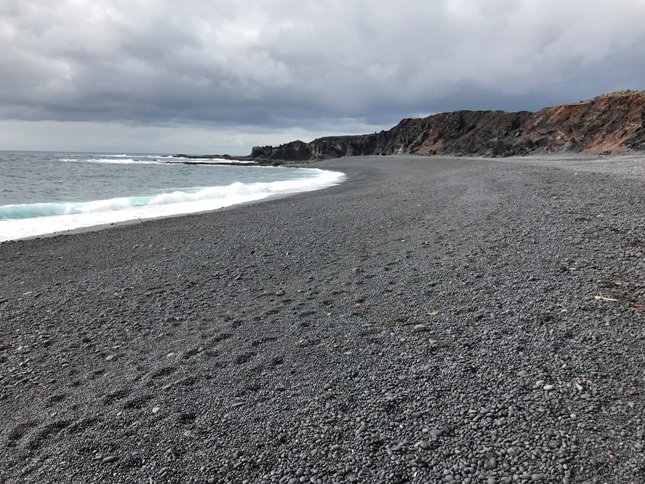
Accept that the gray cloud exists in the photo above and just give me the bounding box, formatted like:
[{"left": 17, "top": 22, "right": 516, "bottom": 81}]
[{"left": 1, "top": 0, "right": 645, "bottom": 152}]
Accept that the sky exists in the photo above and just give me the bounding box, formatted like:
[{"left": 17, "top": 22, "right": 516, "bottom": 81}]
[{"left": 1, "top": 0, "right": 644, "bottom": 155}]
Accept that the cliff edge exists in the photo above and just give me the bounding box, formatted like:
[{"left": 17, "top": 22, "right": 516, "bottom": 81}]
[{"left": 250, "top": 91, "right": 645, "bottom": 161}]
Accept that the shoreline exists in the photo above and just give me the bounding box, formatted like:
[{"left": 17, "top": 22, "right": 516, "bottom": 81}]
[
  {"left": 1, "top": 154, "right": 644, "bottom": 483},
  {"left": 0, "top": 165, "right": 346, "bottom": 244}
]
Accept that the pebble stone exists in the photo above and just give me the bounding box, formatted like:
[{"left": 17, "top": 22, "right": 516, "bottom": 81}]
[{"left": 2, "top": 154, "right": 644, "bottom": 483}]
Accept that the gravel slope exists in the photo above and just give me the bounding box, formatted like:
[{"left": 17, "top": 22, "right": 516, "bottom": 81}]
[{"left": 1, "top": 154, "right": 644, "bottom": 484}]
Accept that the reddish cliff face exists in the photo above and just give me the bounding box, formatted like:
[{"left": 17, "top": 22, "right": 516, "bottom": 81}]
[
  {"left": 250, "top": 91, "right": 645, "bottom": 161},
  {"left": 518, "top": 92, "right": 645, "bottom": 153}
]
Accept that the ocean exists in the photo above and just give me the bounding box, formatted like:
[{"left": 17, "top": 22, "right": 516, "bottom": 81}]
[{"left": 0, "top": 151, "right": 345, "bottom": 242}]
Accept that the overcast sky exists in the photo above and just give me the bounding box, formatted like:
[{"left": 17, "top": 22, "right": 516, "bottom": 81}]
[{"left": 1, "top": 0, "right": 644, "bottom": 154}]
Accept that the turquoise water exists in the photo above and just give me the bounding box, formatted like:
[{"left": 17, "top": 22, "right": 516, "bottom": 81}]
[{"left": 0, "top": 151, "right": 344, "bottom": 241}]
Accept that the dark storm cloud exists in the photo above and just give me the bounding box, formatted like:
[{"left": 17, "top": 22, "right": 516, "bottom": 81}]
[{"left": 1, "top": 0, "right": 645, "bottom": 149}]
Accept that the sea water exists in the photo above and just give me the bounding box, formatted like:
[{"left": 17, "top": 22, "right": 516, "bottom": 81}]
[{"left": 0, "top": 151, "right": 345, "bottom": 242}]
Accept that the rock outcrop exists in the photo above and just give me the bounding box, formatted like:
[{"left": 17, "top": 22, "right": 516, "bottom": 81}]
[{"left": 251, "top": 91, "right": 645, "bottom": 161}]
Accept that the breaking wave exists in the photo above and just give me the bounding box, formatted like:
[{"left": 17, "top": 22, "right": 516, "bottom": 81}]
[
  {"left": 60, "top": 155, "right": 255, "bottom": 165},
  {"left": 0, "top": 169, "right": 345, "bottom": 242}
]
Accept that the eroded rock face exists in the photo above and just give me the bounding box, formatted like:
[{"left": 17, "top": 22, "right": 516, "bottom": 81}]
[
  {"left": 520, "top": 93, "right": 645, "bottom": 153},
  {"left": 251, "top": 91, "right": 645, "bottom": 161},
  {"left": 251, "top": 140, "right": 312, "bottom": 161}
]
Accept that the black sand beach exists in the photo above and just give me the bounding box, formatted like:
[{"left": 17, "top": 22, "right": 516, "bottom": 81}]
[{"left": 1, "top": 155, "right": 644, "bottom": 483}]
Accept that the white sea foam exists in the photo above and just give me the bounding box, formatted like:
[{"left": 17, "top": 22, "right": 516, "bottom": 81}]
[
  {"left": 60, "top": 156, "right": 255, "bottom": 165},
  {"left": 165, "top": 157, "right": 256, "bottom": 164},
  {"left": 171, "top": 157, "right": 255, "bottom": 165},
  {"left": 0, "top": 169, "right": 345, "bottom": 242},
  {"left": 84, "top": 158, "right": 161, "bottom": 165}
]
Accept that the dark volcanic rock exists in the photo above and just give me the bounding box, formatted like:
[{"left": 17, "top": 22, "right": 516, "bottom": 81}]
[
  {"left": 1, "top": 154, "right": 644, "bottom": 483},
  {"left": 251, "top": 91, "right": 645, "bottom": 161},
  {"left": 251, "top": 140, "right": 313, "bottom": 161}
]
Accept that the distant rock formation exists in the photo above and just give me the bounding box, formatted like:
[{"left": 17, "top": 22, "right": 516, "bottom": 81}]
[{"left": 250, "top": 91, "right": 645, "bottom": 161}]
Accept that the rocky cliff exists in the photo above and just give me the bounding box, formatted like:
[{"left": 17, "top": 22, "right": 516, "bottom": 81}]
[{"left": 250, "top": 91, "right": 645, "bottom": 161}]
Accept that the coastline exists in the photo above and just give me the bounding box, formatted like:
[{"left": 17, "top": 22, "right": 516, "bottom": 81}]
[
  {"left": 0, "top": 163, "right": 345, "bottom": 244},
  {"left": 1, "top": 154, "right": 644, "bottom": 483}
]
